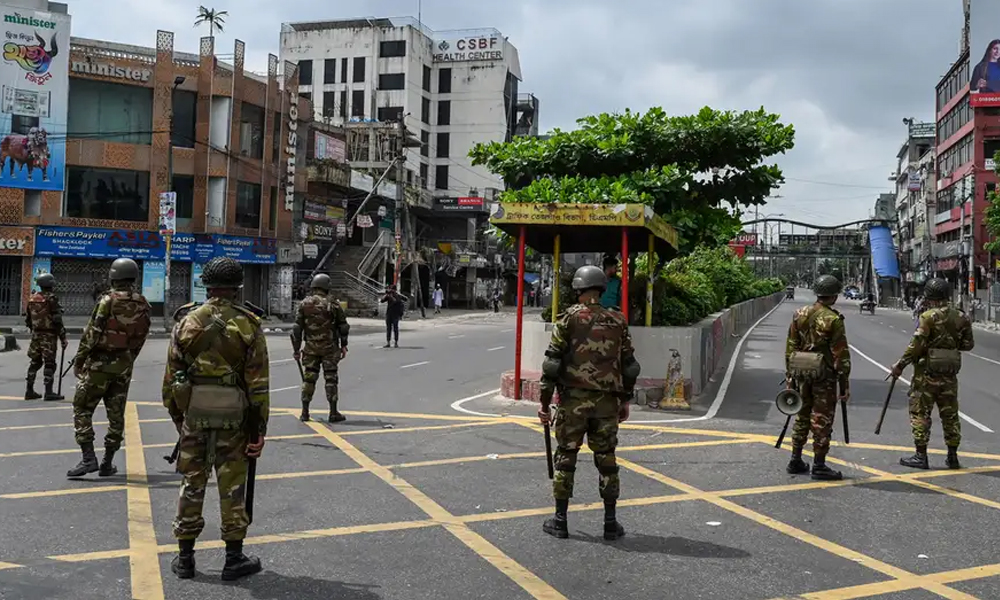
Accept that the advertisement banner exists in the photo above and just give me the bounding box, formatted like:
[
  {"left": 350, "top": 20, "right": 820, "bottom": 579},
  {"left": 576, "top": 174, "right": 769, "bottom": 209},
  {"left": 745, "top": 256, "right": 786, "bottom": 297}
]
[
  {"left": 489, "top": 202, "right": 679, "bottom": 247},
  {"left": 141, "top": 260, "right": 165, "bottom": 303},
  {"left": 0, "top": 224, "right": 33, "bottom": 255},
  {"left": 168, "top": 232, "right": 215, "bottom": 263},
  {"left": 158, "top": 191, "right": 176, "bottom": 234},
  {"left": 314, "top": 131, "right": 345, "bottom": 162},
  {"left": 299, "top": 222, "right": 335, "bottom": 241},
  {"left": 213, "top": 235, "right": 277, "bottom": 264},
  {"left": 970, "top": 0, "right": 1000, "bottom": 107},
  {"left": 432, "top": 36, "right": 504, "bottom": 63},
  {"left": 435, "top": 197, "right": 485, "bottom": 212},
  {"left": 303, "top": 199, "right": 344, "bottom": 224},
  {"left": 29, "top": 255, "right": 48, "bottom": 292},
  {"left": 191, "top": 262, "right": 206, "bottom": 303},
  {"left": 35, "top": 226, "right": 163, "bottom": 259},
  {"left": 0, "top": 7, "right": 71, "bottom": 191}
]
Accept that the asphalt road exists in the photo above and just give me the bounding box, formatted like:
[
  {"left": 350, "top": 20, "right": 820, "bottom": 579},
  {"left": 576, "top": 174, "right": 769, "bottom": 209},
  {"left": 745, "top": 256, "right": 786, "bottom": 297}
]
[{"left": 1, "top": 300, "right": 999, "bottom": 599}]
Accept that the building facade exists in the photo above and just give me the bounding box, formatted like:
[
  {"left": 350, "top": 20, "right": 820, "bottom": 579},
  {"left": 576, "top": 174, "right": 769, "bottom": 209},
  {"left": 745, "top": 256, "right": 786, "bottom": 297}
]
[
  {"left": 0, "top": 18, "right": 309, "bottom": 316},
  {"left": 280, "top": 16, "right": 540, "bottom": 309},
  {"left": 892, "top": 122, "right": 935, "bottom": 293}
]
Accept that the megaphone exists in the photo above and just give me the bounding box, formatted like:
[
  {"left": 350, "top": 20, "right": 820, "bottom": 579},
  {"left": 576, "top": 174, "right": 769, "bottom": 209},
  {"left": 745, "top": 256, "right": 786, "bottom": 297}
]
[{"left": 775, "top": 388, "right": 803, "bottom": 416}]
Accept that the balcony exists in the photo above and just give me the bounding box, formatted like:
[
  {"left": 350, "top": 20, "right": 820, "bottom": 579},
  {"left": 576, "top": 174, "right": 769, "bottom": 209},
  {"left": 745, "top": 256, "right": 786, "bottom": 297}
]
[{"left": 307, "top": 160, "right": 351, "bottom": 188}]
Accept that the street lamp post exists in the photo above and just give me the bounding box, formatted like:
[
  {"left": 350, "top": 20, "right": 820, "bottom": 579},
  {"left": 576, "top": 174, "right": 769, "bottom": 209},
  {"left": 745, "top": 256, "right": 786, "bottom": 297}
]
[{"left": 162, "top": 75, "right": 185, "bottom": 332}]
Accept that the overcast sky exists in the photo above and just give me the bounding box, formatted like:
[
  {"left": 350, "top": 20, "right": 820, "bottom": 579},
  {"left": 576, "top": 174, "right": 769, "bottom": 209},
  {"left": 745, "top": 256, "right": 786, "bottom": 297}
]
[{"left": 71, "top": 0, "right": 963, "bottom": 228}]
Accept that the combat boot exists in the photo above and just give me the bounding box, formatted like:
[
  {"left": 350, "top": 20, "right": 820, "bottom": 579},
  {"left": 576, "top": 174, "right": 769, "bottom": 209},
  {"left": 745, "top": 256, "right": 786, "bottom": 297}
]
[
  {"left": 900, "top": 445, "right": 929, "bottom": 470},
  {"left": 786, "top": 446, "right": 810, "bottom": 474},
  {"left": 299, "top": 402, "right": 310, "bottom": 422},
  {"left": 603, "top": 501, "right": 625, "bottom": 541},
  {"left": 98, "top": 447, "right": 118, "bottom": 477},
  {"left": 67, "top": 443, "right": 99, "bottom": 477},
  {"left": 170, "top": 539, "right": 195, "bottom": 579},
  {"left": 328, "top": 400, "right": 346, "bottom": 423},
  {"left": 542, "top": 498, "right": 569, "bottom": 539},
  {"left": 946, "top": 446, "right": 961, "bottom": 470},
  {"left": 24, "top": 380, "right": 41, "bottom": 400},
  {"left": 43, "top": 380, "right": 63, "bottom": 401},
  {"left": 220, "top": 540, "right": 262, "bottom": 581},
  {"left": 810, "top": 455, "right": 843, "bottom": 481}
]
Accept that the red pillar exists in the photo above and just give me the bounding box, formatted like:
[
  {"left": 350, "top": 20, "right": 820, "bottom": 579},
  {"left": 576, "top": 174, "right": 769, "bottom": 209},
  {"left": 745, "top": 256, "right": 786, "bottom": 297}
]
[
  {"left": 514, "top": 225, "right": 527, "bottom": 400},
  {"left": 621, "top": 228, "right": 629, "bottom": 321}
]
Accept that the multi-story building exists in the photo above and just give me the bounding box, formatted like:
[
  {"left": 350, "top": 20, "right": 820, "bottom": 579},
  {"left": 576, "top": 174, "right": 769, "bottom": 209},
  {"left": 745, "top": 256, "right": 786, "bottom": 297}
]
[
  {"left": 280, "top": 16, "right": 540, "bottom": 308},
  {"left": 0, "top": 5, "right": 308, "bottom": 317},
  {"left": 893, "top": 121, "right": 935, "bottom": 293}
]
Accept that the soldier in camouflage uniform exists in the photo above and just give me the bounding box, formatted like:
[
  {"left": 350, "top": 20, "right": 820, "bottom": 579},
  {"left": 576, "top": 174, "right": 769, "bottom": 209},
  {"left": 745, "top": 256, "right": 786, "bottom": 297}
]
[
  {"left": 784, "top": 274, "right": 852, "bottom": 481},
  {"left": 291, "top": 273, "right": 350, "bottom": 423},
  {"left": 162, "top": 256, "right": 269, "bottom": 581},
  {"left": 67, "top": 259, "right": 152, "bottom": 478},
  {"left": 891, "top": 277, "right": 974, "bottom": 470},
  {"left": 23, "top": 273, "right": 68, "bottom": 401},
  {"left": 538, "top": 265, "right": 640, "bottom": 541}
]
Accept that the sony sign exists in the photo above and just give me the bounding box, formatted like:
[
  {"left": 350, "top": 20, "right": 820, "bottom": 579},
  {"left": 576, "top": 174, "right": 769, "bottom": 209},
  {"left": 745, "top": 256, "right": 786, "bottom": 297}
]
[
  {"left": 71, "top": 61, "right": 152, "bottom": 82},
  {"left": 285, "top": 90, "right": 298, "bottom": 210}
]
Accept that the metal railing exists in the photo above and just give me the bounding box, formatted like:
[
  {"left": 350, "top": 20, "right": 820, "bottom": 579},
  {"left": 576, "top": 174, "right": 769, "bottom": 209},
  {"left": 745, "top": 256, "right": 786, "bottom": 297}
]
[{"left": 358, "top": 229, "right": 391, "bottom": 278}]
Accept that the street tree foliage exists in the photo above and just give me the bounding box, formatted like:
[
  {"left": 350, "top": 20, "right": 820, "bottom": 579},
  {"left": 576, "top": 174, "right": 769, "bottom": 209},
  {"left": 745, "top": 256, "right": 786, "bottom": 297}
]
[
  {"left": 470, "top": 106, "right": 795, "bottom": 254},
  {"left": 984, "top": 151, "right": 1000, "bottom": 253}
]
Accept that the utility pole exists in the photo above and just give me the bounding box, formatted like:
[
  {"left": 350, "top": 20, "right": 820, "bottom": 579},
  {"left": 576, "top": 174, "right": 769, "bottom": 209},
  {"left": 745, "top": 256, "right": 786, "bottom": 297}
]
[
  {"left": 162, "top": 76, "right": 186, "bottom": 332},
  {"left": 394, "top": 120, "right": 404, "bottom": 288}
]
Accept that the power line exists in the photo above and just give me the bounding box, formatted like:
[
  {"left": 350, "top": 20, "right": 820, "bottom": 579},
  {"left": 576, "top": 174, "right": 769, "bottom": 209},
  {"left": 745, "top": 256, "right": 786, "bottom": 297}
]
[{"left": 783, "top": 177, "right": 888, "bottom": 190}]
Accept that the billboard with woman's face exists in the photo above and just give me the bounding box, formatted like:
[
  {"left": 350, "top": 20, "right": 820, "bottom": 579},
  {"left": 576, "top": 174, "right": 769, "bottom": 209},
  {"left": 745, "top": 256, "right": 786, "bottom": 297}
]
[{"left": 970, "top": 0, "right": 1000, "bottom": 106}]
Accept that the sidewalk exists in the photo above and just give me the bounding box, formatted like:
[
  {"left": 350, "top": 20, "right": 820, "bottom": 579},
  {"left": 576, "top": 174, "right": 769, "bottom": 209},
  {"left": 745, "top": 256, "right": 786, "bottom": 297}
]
[
  {"left": 868, "top": 302, "right": 1000, "bottom": 334},
  {"left": 0, "top": 306, "right": 536, "bottom": 338}
]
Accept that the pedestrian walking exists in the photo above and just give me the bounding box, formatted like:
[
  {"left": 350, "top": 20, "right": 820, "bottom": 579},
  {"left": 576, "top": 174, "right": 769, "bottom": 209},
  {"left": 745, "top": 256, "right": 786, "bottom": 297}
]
[
  {"left": 891, "top": 277, "right": 975, "bottom": 470},
  {"left": 381, "top": 285, "right": 405, "bottom": 348},
  {"left": 291, "top": 274, "right": 350, "bottom": 423},
  {"left": 23, "top": 273, "right": 68, "bottom": 401},
  {"left": 433, "top": 284, "right": 444, "bottom": 314},
  {"left": 162, "top": 256, "right": 269, "bottom": 581},
  {"left": 67, "top": 258, "right": 152, "bottom": 478},
  {"left": 783, "top": 274, "right": 851, "bottom": 481},
  {"left": 537, "top": 265, "right": 640, "bottom": 541}
]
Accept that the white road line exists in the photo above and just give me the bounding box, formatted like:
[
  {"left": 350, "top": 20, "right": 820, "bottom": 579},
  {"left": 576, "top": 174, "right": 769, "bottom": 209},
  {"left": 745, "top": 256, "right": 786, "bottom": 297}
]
[
  {"left": 487, "top": 346, "right": 505, "bottom": 352},
  {"left": 270, "top": 358, "right": 295, "bottom": 365},
  {"left": 848, "top": 344, "right": 993, "bottom": 433},
  {"left": 448, "top": 334, "right": 466, "bottom": 339},
  {"left": 400, "top": 361, "right": 429, "bottom": 369},
  {"left": 500, "top": 329, "right": 513, "bottom": 333},
  {"left": 452, "top": 299, "right": 789, "bottom": 423},
  {"left": 271, "top": 386, "right": 299, "bottom": 393},
  {"left": 970, "top": 352, "right": 1000, "bottom": 367}
]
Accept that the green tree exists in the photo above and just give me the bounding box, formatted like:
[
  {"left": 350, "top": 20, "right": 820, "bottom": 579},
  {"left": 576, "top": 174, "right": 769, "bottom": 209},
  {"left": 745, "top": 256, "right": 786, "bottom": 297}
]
[
  {"left": 194, "top": 6, "right": 228, "bottom": 38},
  {"left": 469, "top": 106, "right": 795, "bottom": 256},
  {"left": 985, "top": 150, "right": 1000, "bottom": 253}
]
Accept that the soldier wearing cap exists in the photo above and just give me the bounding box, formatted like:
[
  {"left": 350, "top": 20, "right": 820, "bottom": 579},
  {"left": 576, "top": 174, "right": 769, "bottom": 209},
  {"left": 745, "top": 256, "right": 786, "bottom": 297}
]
[
  {"left": 291, "top": 273, "right": 350, "bottom": 422},
  {"left": 891, "top": 277, "right": 974, "bottom": 470},
  {"left": 23, "top": 272, "right": 68, "bottom": 401},
  {"left": 67, "top": 258, "right": 152, "bottom": 478},
  {"left": 784, "top": 274, "right": 852, "bottom": 481},
  {"left": 537, "top": 265, "right": 640, "bottom": 541},
  {"left": 162, "top": 256, "right": 269, "bottom": 581}
]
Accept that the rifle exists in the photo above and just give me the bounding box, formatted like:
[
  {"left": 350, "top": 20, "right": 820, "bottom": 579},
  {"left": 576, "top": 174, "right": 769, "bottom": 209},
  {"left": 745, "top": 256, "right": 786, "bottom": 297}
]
[
  {"left": 874, "top": 373, "right": 898, "bottom": 435},
  {"left": 243, "top": 301, "right": 266, "bottom": 319},
  {"left": 840, "top": 381, "right": 850, "bottom": 445},
  {"left": 245, "top": 407, "right": 260, "bottom": 525},
  {"left": 164, "top": 439, "right": 180, "bottom": 464},
  {"left": 57, "top": 344, "right": 66, "bottom": 397}
]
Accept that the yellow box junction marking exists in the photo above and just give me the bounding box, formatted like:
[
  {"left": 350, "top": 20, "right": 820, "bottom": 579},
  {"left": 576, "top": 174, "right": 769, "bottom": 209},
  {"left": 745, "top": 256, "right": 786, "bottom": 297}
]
[{"left": 123, "top": 402, "right": 164, "bottom": 600}]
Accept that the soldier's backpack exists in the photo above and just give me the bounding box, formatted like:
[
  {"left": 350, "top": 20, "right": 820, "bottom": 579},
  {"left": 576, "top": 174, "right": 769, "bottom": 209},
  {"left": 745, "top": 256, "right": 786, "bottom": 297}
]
[
  {"left": 787, "top": 308, "right": 833, "bottom": 382},
  {"left": 925, "top": 308, "right": 963, "bottom": 376}
]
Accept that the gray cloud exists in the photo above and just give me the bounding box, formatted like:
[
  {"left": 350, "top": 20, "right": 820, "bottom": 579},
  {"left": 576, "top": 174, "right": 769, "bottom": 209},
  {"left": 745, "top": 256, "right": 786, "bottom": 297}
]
[{"left": 68, "top": 0, "right": 962, "bottom": 225}]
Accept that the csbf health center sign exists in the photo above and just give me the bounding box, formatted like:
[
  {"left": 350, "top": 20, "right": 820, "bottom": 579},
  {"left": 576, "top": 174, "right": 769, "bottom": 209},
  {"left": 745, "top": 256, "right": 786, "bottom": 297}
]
[{"left": 0, "top": 6, "right": 71, "bottom": 191}]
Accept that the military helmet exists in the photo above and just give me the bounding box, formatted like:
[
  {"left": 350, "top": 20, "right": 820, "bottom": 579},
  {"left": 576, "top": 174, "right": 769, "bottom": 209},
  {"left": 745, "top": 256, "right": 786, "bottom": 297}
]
[
  {"left": 109, "top": 258, "right": 139, "bottom": 281},
  {"left": 813, "top": 274, "right": 842, "bottom": 297},
  {"left": 571, "top": 265, "right": 608, "bottom": 292},
  {"left": 923, "top": 277, "right": 951, "bottom": 301},
  {"left": 35, "top": 273, "right": 55, "bottom": 289},
  {"left": 310, "top": 273, "right": 331, "bottom": 290},
  {"left": 201, "top": 256, "right": 244, "bottom": 289}
]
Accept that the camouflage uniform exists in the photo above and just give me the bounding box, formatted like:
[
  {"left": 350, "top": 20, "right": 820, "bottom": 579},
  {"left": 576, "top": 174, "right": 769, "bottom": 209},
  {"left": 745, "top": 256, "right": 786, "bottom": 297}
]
[
  {"left": 894, "top": 285, "right": 974, "bottom": 469},
  {"left": 162, "top": 256, "right": 268, "bottom": 581},
  {"left": 68, "top": 261, "right": 151, "bottom": 478},
  {"left": 23, "top": 278, "right": 68, "bottom": 401},
  {"left": 539, "top": 265, "right": 639, "bottom": 541},
  {"left": 292, "top": 277, "right": 349, "bottom": 423},
  {"left": 785, "top": 278, "right": 851, "bottom": 481}
]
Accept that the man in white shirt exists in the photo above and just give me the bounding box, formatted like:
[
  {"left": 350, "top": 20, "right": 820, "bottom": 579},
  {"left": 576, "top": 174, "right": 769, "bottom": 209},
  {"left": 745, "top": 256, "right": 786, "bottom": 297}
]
[{"left": 433, "top": 284, "right": 444, "bottom": 314}]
